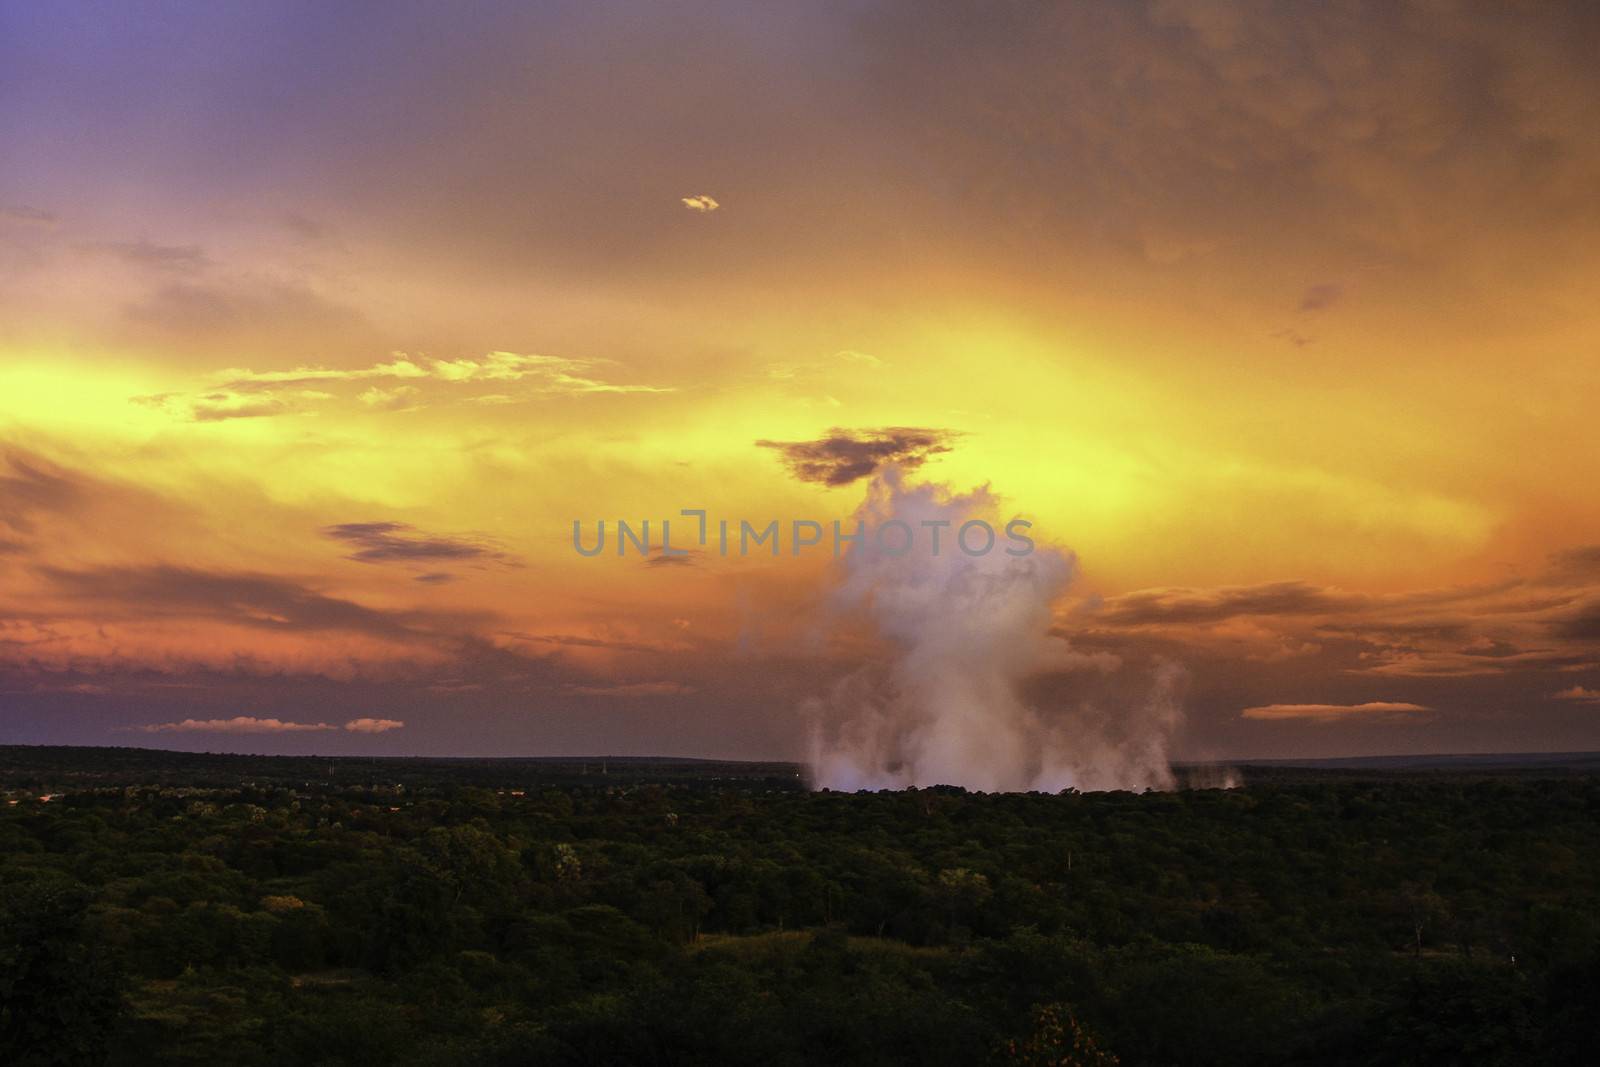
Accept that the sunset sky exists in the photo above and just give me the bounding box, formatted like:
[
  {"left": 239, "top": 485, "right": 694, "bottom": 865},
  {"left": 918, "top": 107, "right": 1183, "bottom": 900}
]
[{"left": 3, "top": 0, "right": 1599, "bottom": 764}]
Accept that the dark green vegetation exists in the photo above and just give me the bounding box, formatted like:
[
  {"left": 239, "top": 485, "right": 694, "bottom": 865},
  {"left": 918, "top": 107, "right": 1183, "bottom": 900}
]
[{"left": 3, "top": 746, "right": 1599, "bottom": 1066}]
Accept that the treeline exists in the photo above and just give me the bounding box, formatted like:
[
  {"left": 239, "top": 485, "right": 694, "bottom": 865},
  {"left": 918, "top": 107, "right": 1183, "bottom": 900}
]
[
  {"left": 0, "top": 745, "right": 804, "bottom": 791},
  {"left": 4, "top": 771, "right": 1600, "bottom": 1064}
]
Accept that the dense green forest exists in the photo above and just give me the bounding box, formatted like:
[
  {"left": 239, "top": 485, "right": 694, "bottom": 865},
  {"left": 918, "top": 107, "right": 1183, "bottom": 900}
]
[{"left": 3, "top": 746, "right": 1598, "bottom": 1066}]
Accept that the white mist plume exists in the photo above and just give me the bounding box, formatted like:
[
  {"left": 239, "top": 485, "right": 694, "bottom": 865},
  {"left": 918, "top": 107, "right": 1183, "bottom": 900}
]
[{"left": 805, "top": 467, "right": 1183, "bottom": 793}]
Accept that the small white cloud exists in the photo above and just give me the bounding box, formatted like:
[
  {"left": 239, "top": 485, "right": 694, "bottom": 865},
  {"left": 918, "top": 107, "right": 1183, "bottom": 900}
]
[
  {"left": 134, "top": 387, "right": 334, "bottom": 422},
  {"left": 681, "top": 194, "right": 720, "bottom": 213},
  {"left": 143, "top": 351, "right": 673, "bottom": 421},
  {"left": 357, "top": 384, "right": 420, "bottom": 410},
  {"left": 135, "top": 716, "right": 337, "bottom": 733},
  {"left": 345, "top": 717, "right": 405, "bottom": 733},
  {"left": 834, "top": 349, "right": 884, "bottom": 367},
  {"left": 212, "top": 357, "right": 427, "bottom": 386}
]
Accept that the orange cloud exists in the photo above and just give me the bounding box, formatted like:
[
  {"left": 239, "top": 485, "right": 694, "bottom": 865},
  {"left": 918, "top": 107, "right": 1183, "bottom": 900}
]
[{"left": 1241, "top": 702, "right": 1430, "bottom": 722}]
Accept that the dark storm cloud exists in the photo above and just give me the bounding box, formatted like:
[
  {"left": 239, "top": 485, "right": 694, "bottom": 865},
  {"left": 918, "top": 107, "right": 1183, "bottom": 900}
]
[
  {"left": 35, "top": 564, "right": 481, "bottom": 640},
  {"left": 1552, "top": 598, "right": 1600, "bottom": 642},
  {"left": 121, "top": 280, "right": 377, "bottom": 360},
  {"left": 1098, "top": 581, "right": 1362, "bottom": 625},
  {"left": 322, "top": 522, "right": 517, "bottom": 567},
  {"left": 5, "top": 562, "right": 604, "bottom": 714},
  {"left": 1309, "top": 617, "right": 1475, "bottom": 643},
  {"left": 1548, "top": 545, "right": 1600, "bottom": 577},
  {"left": 756, "top": 427, "right": 957, "bottom": 486},
  {"left": 280, "top": 212, "right": 332, "bottom": 242},
  {"left": 13, "top": 0, "right": 1600, "bottom": 318},
  {"left": 1097, "top": 577, "right": 1536, "bottom": 630},
  {"left": 1070, "top": 561, "right": 1600, "bottom": 748},
  {"left": 848, "top": 0, "right": 1600, "bottom": 311},
  {"left": 1298, "top": 283, "right": 1343, "bottom": 312},
  {"left": 504, "top": 631, "right": 683, "bottom": 656},
  {"left": 1353, "top": 646, "right": 1595, "bottom": 679},
  {"left": 0, "top": 452, "right": 82, "bottom": 535},
  {"left": 1, "top": 205, "right": 57, "bottom": 226},
  {"left": 126, "top": 281, "right": 335, "bottom": 333},
  {"left": 78, "top": 239, "right": 209, "bottom": 273},
  {"left": 0, "top": 451, "right": 201, "bottom": 573}
]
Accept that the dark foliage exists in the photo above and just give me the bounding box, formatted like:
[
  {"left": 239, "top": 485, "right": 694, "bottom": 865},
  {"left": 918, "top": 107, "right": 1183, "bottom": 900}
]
[{"left": 2, "top": 746, "right": 1598, "bottom": 1065}]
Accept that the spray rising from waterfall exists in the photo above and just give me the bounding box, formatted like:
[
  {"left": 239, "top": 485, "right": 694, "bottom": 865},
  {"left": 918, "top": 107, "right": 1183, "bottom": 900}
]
[{"left": 804, "top": 467, "right": 1183, "bottom": 792}]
